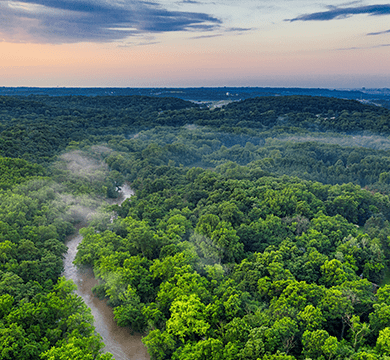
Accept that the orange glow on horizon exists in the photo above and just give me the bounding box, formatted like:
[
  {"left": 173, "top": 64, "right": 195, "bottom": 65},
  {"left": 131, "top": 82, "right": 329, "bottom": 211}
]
[{"left": 1, "top": 31, "right": 389, "bottom": 87}]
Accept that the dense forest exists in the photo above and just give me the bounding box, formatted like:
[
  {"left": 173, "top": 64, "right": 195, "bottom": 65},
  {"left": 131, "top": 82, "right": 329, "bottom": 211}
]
[
  {"left": 2, "top": 94, "right": 390, "bottom": 359},
  {"left": 1, "top": 87, "right": 389, "bottom": 106}
]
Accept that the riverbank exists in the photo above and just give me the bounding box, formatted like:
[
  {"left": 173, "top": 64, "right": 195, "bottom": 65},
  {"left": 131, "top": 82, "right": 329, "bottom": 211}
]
[{"left": 63, "top": 184, "right": 149, "bottom": 360}]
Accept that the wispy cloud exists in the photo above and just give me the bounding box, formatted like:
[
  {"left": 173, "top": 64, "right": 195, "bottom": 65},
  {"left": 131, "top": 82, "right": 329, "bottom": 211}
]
[
  {"left": 117, "top": 37, "right": 161, "bottom": 47},
  {"left": 189, "top": 26, "right": 253, "bottom": 39},
  {"left": 179, "top": 0, "right": 201, "bottom": 3},
  {"left": 226, "top": 27, "right": 253, "bottom": 32},
  {"left": 190, "top": 33, "right": 223, "bottom": 39},
  {"left": 287, "top": 4, "right": 390, "bottom": 22},
  {"left": 336, "top": 43, "right": 390, "bottom": 50},
  {"left": 0, "top": 0, "right": 222, "bottom": 44},
  {"left": 367, "top": 29, "right": 390, "bottom": 35}
]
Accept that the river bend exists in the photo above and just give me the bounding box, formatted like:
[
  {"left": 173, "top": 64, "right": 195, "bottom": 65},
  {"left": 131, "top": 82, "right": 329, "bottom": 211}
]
[{"left": 63, "top": 184, "right": 150, "bottom": 360}]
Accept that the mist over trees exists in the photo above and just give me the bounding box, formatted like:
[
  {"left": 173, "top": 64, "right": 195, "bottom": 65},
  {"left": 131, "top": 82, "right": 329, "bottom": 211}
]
[{"left": 2, "top": 94, "right": 390, "bottom": 359}]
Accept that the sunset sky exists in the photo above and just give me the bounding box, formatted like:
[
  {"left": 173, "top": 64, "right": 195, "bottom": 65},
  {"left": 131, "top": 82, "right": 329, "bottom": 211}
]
[{"left": 1, "top": 0, "right": 390, "bottom": 88}]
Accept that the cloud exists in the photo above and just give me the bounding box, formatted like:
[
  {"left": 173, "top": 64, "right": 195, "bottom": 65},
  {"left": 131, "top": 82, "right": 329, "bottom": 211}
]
[
  {"left": 367, "top": 29, "right": 390, "bottom": 35},
  {"left": 336, "top": 43, "right": 390, "bottom": 50},
  {"left": 190, "top": 33, "right": 223, "bottom": 39},
  {"left": 0, "top": 0, "right": 221, "bottom": 44},
  {"left": 287, "top": 4, "right": 390, "bottom": 22},
  {"left": 189, "top": 26, "right": 253, "bottom": 39},
  {"left": 226, "top": 27, "right": 253, "bottom": 32}
]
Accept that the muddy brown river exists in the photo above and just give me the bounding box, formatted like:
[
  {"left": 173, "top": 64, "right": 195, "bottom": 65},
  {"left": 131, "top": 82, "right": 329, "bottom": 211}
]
[{"left": 63, "top": 184, "right": 150, "bottom": 360}]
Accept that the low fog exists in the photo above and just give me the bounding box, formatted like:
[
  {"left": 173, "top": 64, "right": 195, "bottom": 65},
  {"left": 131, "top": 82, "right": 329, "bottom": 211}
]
[
  {"left": 275, "top": 133, "right": 390, "bottom": 150},
  {"left": 49, "top": 149, "right": 117, "bottom": 227},
  {"left": 58, "top": 150, "right": 109, "bottom": 182}
]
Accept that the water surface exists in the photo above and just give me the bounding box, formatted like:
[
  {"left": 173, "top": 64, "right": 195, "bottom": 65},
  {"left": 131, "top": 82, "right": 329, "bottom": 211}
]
[{"left": 63, "top": 185, "right": 149, "bottom": 360}]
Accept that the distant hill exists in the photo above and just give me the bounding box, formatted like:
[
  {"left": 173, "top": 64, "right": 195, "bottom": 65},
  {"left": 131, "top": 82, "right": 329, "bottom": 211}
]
[
  {"left": 1, "top": 94, "right": 390, "bottom": 163},
  {"left": 1, "top": 86, "right": 389, "bottom": 107}
]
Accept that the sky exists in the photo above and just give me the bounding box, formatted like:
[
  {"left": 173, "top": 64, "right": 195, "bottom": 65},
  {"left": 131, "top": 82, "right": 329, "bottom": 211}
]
[{"left": 0, "top": 0, "right": 389, "bottom": 88}]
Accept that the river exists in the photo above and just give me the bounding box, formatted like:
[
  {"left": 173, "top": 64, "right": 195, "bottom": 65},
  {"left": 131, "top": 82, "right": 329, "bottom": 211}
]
[{"left": 63, "top": 184, "right": 150, "bottom": 360}]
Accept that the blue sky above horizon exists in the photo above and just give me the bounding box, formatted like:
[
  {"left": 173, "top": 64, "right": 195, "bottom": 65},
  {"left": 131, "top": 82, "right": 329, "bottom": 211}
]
[{"left": 1, "top": 0, "right": 389, "bottom": 87}]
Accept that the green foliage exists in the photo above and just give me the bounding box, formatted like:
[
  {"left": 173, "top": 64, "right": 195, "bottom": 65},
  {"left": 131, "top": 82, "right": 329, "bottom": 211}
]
[
  {"left": 0, "top": 156, "right": 46, "bottom": 190},
  {"left": 166, "top": 294, "right": 210, "bottom": 342},
  {"left": 4, "top": 94, "right": 390, "bottom": 360},
  {"left": 76, "top": 156, "right": 390, "bottom": 359},
  {"left": 0, "top": 277, "right": 109, "bottom": 360},
  {"left": 376, "top": 327, "right": 390, "bottom": 355}
]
